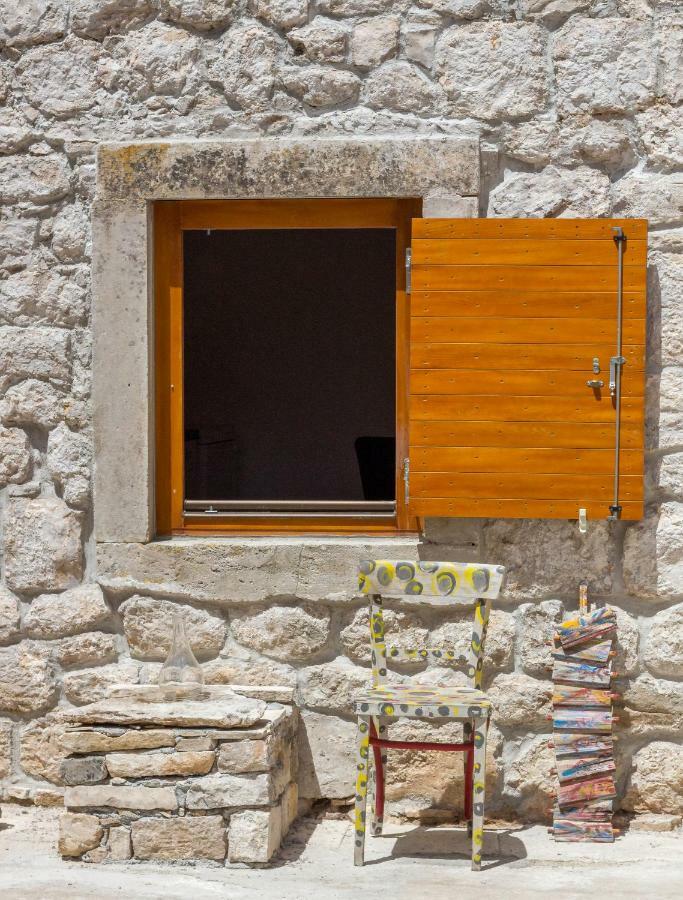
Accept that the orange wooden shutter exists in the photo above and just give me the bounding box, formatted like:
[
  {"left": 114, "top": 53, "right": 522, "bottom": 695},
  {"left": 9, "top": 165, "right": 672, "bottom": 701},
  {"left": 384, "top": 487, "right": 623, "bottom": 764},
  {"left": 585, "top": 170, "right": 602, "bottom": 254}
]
[{"left": 408, "top": 218, "right": 647, "bottom": 521}]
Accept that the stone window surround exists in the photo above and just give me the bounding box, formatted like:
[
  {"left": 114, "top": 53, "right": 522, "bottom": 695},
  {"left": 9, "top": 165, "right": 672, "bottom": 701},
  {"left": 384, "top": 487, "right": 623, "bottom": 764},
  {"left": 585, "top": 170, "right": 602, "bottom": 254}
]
[{"left": 92, "top": 136, "right": 480, "bottom": 547}]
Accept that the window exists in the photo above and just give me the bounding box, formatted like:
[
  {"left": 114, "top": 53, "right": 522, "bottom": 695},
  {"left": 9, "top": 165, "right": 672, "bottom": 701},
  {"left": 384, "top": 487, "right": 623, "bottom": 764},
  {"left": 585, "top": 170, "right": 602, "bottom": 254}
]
[
  {"left": 156, "top": 210, "right": 647, "bottom": 536},
  {"left": 154, "top": 199, "right": 421, "bottom": 535}
]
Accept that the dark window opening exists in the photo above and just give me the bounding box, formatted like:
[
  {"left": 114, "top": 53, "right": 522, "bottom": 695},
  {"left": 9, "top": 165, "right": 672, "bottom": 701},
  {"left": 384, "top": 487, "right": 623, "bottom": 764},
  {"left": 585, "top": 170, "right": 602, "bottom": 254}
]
[{"left": 182, "top": 228, "right": 396, "bottom": 512}]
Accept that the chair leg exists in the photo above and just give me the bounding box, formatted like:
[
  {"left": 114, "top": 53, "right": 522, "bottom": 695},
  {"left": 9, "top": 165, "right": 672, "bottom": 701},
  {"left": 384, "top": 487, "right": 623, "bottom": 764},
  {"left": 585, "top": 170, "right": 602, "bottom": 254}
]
[
  {"left": 370, "top": 718, "right": 386, "bottom": 835},
  {"left": 463, "top": 721, "right": 473, "bottom": 836},
  {"left": 470, "top": 716, "right": 488, "bottom": 871},
  {"left": 354, "top": 716, "right": 370, "bottom": 866}
]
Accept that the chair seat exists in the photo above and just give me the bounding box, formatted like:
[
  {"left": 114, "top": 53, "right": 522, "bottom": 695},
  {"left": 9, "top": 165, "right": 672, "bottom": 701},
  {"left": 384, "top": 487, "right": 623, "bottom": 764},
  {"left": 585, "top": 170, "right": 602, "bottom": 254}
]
[{"left": 354, "top": 683, "right": 491, "bottom": 719}]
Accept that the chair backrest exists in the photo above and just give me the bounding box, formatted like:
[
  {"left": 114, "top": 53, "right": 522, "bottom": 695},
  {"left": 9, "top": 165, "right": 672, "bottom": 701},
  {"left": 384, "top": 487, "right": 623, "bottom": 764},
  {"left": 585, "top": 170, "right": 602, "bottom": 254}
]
[{"left": 357, "top": 559, "right": 505, "bottom": 689}]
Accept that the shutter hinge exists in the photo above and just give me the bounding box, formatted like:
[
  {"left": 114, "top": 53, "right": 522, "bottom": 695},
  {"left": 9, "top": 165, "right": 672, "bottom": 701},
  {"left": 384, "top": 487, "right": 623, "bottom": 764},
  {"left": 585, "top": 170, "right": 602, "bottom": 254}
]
[
  {"left": 403, "top": 457, "right": 410, "bottom": 504},
  {"left": 405, "top": 247, "right": 411, "bottom": 294}
]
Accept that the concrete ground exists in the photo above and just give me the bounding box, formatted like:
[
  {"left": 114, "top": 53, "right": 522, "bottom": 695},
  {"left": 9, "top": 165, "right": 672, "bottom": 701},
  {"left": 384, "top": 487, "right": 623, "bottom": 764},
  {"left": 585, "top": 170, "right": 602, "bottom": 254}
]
[{"left": 0, "top": 804, "right": 681, "bottom": 900}]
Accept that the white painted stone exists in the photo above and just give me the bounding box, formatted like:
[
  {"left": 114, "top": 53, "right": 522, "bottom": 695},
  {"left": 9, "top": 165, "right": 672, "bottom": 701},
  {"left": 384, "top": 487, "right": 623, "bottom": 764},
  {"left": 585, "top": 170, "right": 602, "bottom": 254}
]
[
  {"left": 230, "top": 604, "right": 330, "bottom": 662},
  {"left": 71, "top": 0, "right": 156, "bottom": 39},
  {"left": 24, "top": 585, "right": 110, "bottom": 640},
  {"left": 298, "top": 710, "right": 356, "bottom": 799},
  {"left": 623, "top": 504, "right": 683, "bottom": 600},
  {"left": 350, "top": 17, "right": 399, "bottom": 70},
  {"left": 0, "top": 326, "right": 70, "bottom": 391},
  {"left": 624, "top": 742, "right": 683, "bottom": 815},
  {"left": 0, "top": 643, "right": 57, "bottom": 714},
  {"left": 185, "top": 772, "right": 273, "bottom": 808},
  {"left": 120, "top": 595, "right": 226, "bottom": 661},
  {"left": 132, "top": 815, "right": 226, "bottom": 861},
  {"left": 228, "top": 807, "right": 281, "bottom": 863},
  {"left": 65, "top": 784, "right": 179, "bottom": 811},
  {"left": 435, "top": 22, "right": 548, "bottom": 120},
  {"left": 58, "top": 813, "right": 102, "bottom": 858},
  {"left": 282, "top": 66, "right": 361, "bottom": 108},
  {"left": 0, "top": 586, "right": 21, "bottom": 645},
  {"left": 159, "top": 0, "right": 239, "bottom": 30},
  {"left": 489, "top": 166, "right": 611, "bottom": 219},
  {"left": 0, "top": 426, "right": 31, "bottom": 487},
  {"left": 363, "top": 61, "right": 445, "bottom": 114},
  {"left": 289, "top": 18, "right": 347, "bottom": 63},
  {"left": 643, "top": 603, "right": 683, "bottom": 678},
  {"left": 0, "top": 0, "right": 67, "bottom": 48}
]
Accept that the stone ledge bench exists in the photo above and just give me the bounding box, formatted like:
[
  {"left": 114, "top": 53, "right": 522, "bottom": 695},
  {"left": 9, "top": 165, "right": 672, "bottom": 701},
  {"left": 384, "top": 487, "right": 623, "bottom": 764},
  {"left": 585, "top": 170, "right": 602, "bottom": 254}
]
[{"left": 56, "top": 685, "right": 298, "bottom": 866}]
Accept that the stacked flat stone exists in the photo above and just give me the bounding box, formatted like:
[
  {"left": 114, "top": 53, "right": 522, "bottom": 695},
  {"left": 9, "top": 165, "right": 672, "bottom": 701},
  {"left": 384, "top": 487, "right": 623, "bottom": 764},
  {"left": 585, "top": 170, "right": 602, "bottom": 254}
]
[
  {"left": 56, "top": 686, "right": 298, "bottom": 865},
  {"left": 550, "top": 607, "right": 618, "bottom": 842}
]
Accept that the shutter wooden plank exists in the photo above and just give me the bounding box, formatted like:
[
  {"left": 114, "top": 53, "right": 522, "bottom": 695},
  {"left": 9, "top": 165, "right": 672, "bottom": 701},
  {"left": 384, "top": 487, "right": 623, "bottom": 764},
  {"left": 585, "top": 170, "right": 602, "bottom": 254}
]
[
  {"left": 414, "top": 265, "right": 646, "bottom": 292},
  {"left": 411, "top": 369, "right": 645, "bottom": 397},
  {"left": 408, "top": 217, "right": 647, "bottom": 521},
  {"left": 412, "top": 499, "right": 644, "bottom": 519},
  {"left": 412, "top": 421, "right": 642, "bottom": 450},
  {"left": 412, "top": 291, "right": 646, "bottom": 319},
  {"left": 412, "top": 473, "right": 643, "bottom": 502},
  {"left": 412, "top": 239, "right": 647, "bottom": 267},
  {"left": 411, "top": 448, "right": 643, "bottom": 476},
  {"left": 413, "top": 219, "right": 648, "bottom": 240},
  {"left": 411, "top": 342, "right": 645, "bottom": 371},
  {"left": 410, "top": 395, "right": 642, "bottom": 424},
  {"left": 412, "top": 316, "right": 644, "bottom": 344}
]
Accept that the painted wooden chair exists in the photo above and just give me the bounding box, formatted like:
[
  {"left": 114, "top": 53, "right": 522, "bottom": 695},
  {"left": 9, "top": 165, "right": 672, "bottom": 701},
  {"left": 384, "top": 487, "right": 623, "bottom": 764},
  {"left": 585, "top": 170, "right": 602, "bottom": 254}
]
[{"left": 352, "top": 559, "right": 506, "bottom": 871}]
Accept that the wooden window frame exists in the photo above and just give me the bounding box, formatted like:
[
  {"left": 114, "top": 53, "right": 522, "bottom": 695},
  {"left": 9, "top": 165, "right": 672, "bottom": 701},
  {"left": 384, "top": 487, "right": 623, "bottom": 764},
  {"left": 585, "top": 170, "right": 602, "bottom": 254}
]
[{"left": 154, "top": 198, "right": 422, "bottom": 537}]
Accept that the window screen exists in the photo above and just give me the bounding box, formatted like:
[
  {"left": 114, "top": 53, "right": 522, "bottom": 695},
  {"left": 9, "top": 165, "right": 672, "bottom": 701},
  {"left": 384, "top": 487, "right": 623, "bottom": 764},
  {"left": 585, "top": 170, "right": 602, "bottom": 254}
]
[{"left": 182, "top": 228, "right": 396, "bottom": 508}]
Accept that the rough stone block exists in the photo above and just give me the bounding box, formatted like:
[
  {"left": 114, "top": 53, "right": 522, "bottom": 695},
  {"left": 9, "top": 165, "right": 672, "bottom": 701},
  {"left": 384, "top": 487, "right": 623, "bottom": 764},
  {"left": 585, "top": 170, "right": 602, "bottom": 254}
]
[
  {"left": 53, "top": 633, "right": 119, "bottom": 669},
  {"left": 0, "top": 718, "right": 11, "bottom": 779},
  {"left": 435, "top": 22, "right": 548, "bottom": 120},
  {"left": 217, "top": 740, "right": 269, "bottom": 774},
  {"left": 298, "top": 711, "right": 356, "bottom": 800},
  {"left": 489, "top": 165, "right": 611, "bottom": 219},
  {"left": 0, "top": 644, "right": 57, "bottom": 715},
  {"left": 643, "top": 604, "right": 683, "bottom": 678},
  {"left": 289, "top": 17, "right": 347, "bottom": 63},
  {"left": 0, "top": 426, "right": 31, "bottom": 488},
  {"left": 228, "top": 807, "right": 281, "bottom": 864},
  {"left": 58, "top": 813, "right": 103, "bottom": 858},
  {"left": 363, "top": 60, "right": 445, "bottom": 114},
  {"left": 3, "top": 498, "right": 83, "bottom": 592},
  {"left": 350, "top": 17, "right": 398, "bottom": 70},
  {"left": 60, "top": 756, "right": 109, "bottom": 786},
  {"left": 185, "top": 773, "right": 273, "bottom": 809},
  {"left": 623, "top": 503, "right": 683, "bottom": 600},
  {"left": 60, "top": 728, "right": 177, "bottom": 754},
  {"left": 487, "top": 672, "right": 551, "bottom": 730},
  {"left": 176, "top": 735, "right": 215, "bottom": 751},
  {"left": 20, "top": 715, "right": 69, "bottom": 783},
  {"left": 106, "top": 749, "right": 215, "bottom": 778},
  {"left": 517, "top": 600, "right": 564, "bottom": 677},
  {"left": 65, "top": 785, "right": 178, "bottom": 811},
  {"left": 24, "top": 585, "right": 110, "bottom": 640},
  {"left": 0, "top": 326, "right": 71, "bottom": 392},
  {"left": 108, "top": 825, "right": 132, "bottom": 860},
  {"left": 503, "top": 735, "right": 555, "bottom": 821},
  {"left": 230, "top": 604, "right": 330, "bottom": 662},
  {"left": 120, "top": 595, "right": 226, "bottom": 661},
  {"left": 0, "top": 585, "right": 21, "bottom": 645},
  {"left": 62, "top": 663, "right": 140, "bottom": 706},
  {"left": 131, "top": 815, "right": 226, "bottom": 861},
  {"left": 623, "top": 742, "right": 683, "bottom": 815}
]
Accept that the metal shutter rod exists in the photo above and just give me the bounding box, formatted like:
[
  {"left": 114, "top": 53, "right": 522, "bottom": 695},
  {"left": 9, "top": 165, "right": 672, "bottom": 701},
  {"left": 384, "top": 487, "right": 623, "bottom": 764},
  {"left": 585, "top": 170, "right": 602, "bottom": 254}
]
[{"left": 608, "top": 227, "right": 626, "bottom": 520}]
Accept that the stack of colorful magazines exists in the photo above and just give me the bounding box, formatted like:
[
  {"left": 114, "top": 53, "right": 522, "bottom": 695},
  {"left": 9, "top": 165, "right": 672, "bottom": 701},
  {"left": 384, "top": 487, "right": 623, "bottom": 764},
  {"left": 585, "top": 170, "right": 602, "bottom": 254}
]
[{"left": 550, "top": 606, "right": 618, "bottom": 842}]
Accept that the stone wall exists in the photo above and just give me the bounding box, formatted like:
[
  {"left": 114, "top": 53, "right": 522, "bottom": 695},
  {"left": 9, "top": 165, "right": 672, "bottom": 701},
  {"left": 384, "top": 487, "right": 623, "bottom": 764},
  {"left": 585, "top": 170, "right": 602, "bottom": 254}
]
[{"left": 1, "top": 0, "right": 682, "bottom": 823}]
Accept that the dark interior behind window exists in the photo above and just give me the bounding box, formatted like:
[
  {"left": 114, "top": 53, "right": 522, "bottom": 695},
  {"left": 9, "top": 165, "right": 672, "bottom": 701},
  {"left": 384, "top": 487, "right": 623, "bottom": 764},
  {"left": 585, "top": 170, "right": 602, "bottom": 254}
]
[{"left": 182, "top": 228, "right": 396, "bottom": 506}]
